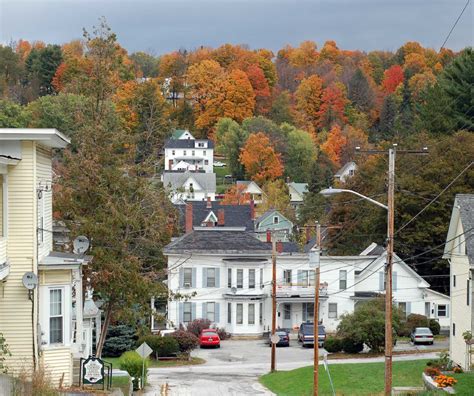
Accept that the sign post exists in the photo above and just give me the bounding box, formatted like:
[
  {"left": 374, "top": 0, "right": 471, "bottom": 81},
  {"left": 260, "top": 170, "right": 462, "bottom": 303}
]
[
  {"left": 82, "top": 356, "right": 105, "bottom": 388},
  {"left": 136, "top": 342, "right": 153, "bottom": 389}
]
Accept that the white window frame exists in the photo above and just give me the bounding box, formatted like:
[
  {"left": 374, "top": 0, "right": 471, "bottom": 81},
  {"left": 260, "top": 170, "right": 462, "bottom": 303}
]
[
  {"left": 339, "top": 270, "right": 347, "bottom": 290},
  {"left": 236, "top": 303, "right": 243, "bottom": 324},
  {"left": 273, "top": 216, "right": 279, "bottom": 224},
  {"left": 328, "top": 303, "right": 338, "bottom": 319},
  {"left": 237, "top": 269, "right": 243, "bottom": 289},
  {"left": 283, "top": 270, "right": 292, "bottom": 285},
  {"left": 227, "top": 268, "right": 232, "bottom": 288},
  {"left": 207, "top": 302, "right": 215, "bottom": 322},
  {"left": 206, "top": 268, "right": 216, "bottom": 287},
  {"left": 183, "top": 268, "right": 192, "bottom": 288},
  {"left": 183, "top": 302, "right": 192, "bottom": 323},
  {"left": 249, "top": 269, "right": 255, "bottom": 289},
  {"left": 40, "top": 285, "right": 71, "bottom": 348},
  {"left": 248, "top": 303, "right": 255, "bottom": 325},
  {"left": 437, "top": 304, "right": 447, "bottom": 317}
]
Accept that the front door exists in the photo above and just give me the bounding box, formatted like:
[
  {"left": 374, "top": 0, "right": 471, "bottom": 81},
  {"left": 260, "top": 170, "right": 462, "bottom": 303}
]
[{"left": 283, "top": 304, "right": 292, "bottom": 329}]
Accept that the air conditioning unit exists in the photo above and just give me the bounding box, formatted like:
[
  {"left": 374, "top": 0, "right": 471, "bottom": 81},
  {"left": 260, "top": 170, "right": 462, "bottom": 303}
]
[{"left": 184, "top": 282, "right": 191, "bottom": 288}]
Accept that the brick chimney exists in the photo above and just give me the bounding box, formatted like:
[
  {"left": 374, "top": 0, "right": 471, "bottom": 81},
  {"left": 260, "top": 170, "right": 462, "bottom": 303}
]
[
  {"left": 217, "top": 209, "right": 225, "bottom": 226},
  {"left": 250, "top": 200, "right": 255, "bottom": 220},
  {"left": 276, "top": 241, "right": 283, "bottom": 253},
  {"left": 185, "top": 202, "right": 193, "bottom": 233},
  {"left": 206, "top": 196, "right": 212, "bottom": 209},
  {"left": 266, "top": 230, "right": 271, "bottom": 243}
]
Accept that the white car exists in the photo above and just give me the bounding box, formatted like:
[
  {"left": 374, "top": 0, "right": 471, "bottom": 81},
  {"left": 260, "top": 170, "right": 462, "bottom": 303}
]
[{"left": 214, "top": 161, "right": 226, "bottom": 167}]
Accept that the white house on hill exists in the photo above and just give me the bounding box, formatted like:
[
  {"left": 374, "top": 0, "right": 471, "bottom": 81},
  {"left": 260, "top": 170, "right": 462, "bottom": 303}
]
[
  {"left": 334, "top": 161, "right": 357, "bottom": 183},
  {"left": 162, "top": 171, "right": 216, "bottom": 203},
  {"left": 444, "top": 194, "right": 474, "bottom": 370}
]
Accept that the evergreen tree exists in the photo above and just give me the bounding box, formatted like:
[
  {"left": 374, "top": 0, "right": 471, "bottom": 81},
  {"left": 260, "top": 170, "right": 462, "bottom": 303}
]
[
  {"left": 25, "top": 44, "right": 63, "bottom": 95},
  {"left": 376, "top": 94, "right": 398, "bottom": 141},
  {"left": 269, "top": 90, "right": 294, "bottom": 125},
  {"left": 348, "top": 68, "right": 374, "bottom": 113}
]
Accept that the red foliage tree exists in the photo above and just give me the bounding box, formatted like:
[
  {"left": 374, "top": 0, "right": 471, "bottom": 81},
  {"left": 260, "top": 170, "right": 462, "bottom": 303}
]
[{"left": 382, "top": 65, "right": 404, "bottom": 93}]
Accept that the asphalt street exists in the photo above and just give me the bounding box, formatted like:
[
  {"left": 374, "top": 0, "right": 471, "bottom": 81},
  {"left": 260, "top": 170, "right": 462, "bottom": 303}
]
[{"left": 141, "top": 338, "right": 448, "bottom": 396}]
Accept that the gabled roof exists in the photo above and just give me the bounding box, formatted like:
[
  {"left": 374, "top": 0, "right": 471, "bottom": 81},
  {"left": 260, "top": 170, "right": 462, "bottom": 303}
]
[
  {"left": 360, "top": 242, "right": 386, "bottom": 256},
  {"left": 0, "top": 128, "right": 70, "bottom": 148},
  {"left": 255, "top": 209, "right": 292, "bottom": 226},
  {"left": 335, "top": 161, "right": 356, "bottom": 177},
  {"left": 162, "top": 172, "right": 216, "bottom": 193},
  {"left": 191, "top": 201, "right": 254, "bottom": 230},
  {"left": 443, "top": 194, "right": 474, "bottom": 265},
  {"left": 164, "top": 139, "right": 214, "bottom": 149},
  {"left": 172, "top": 129, "right": 193, "bottom": 139},
  {"left": 236, "top": 180, "right": 264, "bottom": 194},
  {"left": 288, "top": 182, "right": 308, "bottom": 198},
  {"left": 164, "top": 230, "right": 271, "bottom": 254}
]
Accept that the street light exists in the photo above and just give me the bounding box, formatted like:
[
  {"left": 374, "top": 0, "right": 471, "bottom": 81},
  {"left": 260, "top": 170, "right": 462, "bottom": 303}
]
[
  {"left": 320, "top": 176, "right": 395, "bottom": 396},
  {"left": 309, "top": 224, "right": 321, "bottom": 396}
]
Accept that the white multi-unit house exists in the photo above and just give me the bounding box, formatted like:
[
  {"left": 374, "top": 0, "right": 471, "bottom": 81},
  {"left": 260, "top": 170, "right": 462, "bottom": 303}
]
[
  {"left": 444, "top": 194, "right": 473, "bottom": 370},
  {"left": 0, "top": 129, "right": 94, "bottom": 386},
  {"left": 164, "top": 216, "right": 450, "bottom": 335},
  {"left": 162, "top": 171, "right": 216, "bottom": 203},
  {"left": 164, "top": 130, "right": 214, "bottom": 173}
]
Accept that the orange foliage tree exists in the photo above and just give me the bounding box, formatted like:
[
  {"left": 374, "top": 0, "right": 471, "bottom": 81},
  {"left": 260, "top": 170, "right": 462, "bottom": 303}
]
[
  {"left": 382, "top": 65, "right": 404, "bottom": 93},
  {"left": 321, "top": 125, "right": 347, "bottom": 166},
  {"left": 316, "top": 83, "right": 347, "bottom": 130},
  {"left": 240, "top": 132, "right": 283, "bottom": 184},
  {"left": 221, "top": 184, "right": 251, "bottom": 205},
  {"left": 246, "top": 64, "right": 271, "bottom": 114},
  {"left": 295, "top": 74, "right": 323, "bottom": 132}
]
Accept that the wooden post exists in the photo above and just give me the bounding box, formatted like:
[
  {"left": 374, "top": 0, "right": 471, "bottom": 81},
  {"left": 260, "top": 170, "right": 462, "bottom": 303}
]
[
  {"left": 271, "top": 232, "right": 277, "bottom": 372},
  {"left": 313, "top": 223, "right": 321, "bottom": 396}
]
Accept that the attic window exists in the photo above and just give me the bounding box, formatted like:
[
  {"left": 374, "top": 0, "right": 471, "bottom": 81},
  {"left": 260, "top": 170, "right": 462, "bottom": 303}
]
[{"left": 273, "top": 216, "right": 279, "bottom": 224}]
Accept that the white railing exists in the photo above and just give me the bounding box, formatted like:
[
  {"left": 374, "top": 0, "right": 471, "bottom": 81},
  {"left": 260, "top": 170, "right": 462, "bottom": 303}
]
[{"left": 276, "top": 282, "right": 328, "bottom": 297}]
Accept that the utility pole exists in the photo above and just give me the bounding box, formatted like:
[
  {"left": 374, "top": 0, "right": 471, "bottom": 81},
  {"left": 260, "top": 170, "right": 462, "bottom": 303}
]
[
  {"left": 355, "top": 144, "right": 427, "bottom": 396},
  {"left": 271, "top": 231, "right": 277, "bottom": 372},
  {"left": 313, "top": 223, "right": 321, "bottom": 396}
]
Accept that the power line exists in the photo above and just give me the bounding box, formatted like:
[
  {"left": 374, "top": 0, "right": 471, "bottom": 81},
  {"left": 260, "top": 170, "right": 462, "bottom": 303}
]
[{"left": 440, "top": 0, "right": 471, "bottom": 50}]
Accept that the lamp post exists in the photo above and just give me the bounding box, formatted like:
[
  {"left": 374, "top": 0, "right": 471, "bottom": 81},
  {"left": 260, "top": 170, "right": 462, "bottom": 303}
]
[{"left": 320, "top": 149, "right": 395, "bottom": 396}]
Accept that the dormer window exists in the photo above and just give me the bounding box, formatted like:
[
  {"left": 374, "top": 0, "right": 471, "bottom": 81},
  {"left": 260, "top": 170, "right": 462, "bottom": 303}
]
[
  {"left": 183, "top": 150, "right": 187, "bottom": 156},
  {"left": 192, "top": 150, "right": 195, "bottom": 156},
  {"left": 172, "top": 150, "right": 175, "bottom": 155},
  {"left": 273, "top": 216, "right": 279, "bottom": 224}
]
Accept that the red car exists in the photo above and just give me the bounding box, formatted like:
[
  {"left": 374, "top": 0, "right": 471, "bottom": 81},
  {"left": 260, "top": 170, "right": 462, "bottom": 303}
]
[{"left": 199, "top": 329, "right": 221, "bottom": 348}]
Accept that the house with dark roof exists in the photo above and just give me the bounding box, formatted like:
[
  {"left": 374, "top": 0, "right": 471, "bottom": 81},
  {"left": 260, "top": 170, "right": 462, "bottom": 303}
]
[
  {"left": 254, "top": 209, "right": 294, "bottom": 242},
  {"left": 164, "top": 130, "right": 214, "bottom": 173},
  {"left": 444, "top": 194, "right": 474, "bottom": 370}
]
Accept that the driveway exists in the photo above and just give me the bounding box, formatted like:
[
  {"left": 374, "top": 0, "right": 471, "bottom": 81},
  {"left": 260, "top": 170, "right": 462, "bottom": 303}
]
[{"left": 142, "top": 338, "right": 447, "bottom": 396}]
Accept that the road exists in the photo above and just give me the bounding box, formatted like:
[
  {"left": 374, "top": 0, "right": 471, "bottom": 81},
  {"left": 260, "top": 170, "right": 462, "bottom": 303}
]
[{"left": 141, "top": 338, "right": 448, "bottom": 396}]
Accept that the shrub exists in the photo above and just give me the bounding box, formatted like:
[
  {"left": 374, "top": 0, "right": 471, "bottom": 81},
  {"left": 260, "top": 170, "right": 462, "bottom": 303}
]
[
  {"left": 186, "top": 318, "right": 212, "bottom": 337},
  {"left": 341, "top": 337, "right": 364, "bottom": 354},
  {"left": 170, "top": 330, "right": 199, "bottom": 353},
  {"left": 429, "top": 319, "right": 441, "bottom": 335},
  {"left": 337, "top": 297, "right": 401, "bottom": 353},
  {"left": 0, "top": 333, "right": 11, "bottom": 374},
  {"left": 324, "top": 337, "right": 343, "bottom": 353},
  {"left": 119, "top": 351, "right": 149, "bottom": 390},
  {"left": 103, "top": 324, "right": 137, "bottom": 357},
  {"left": 137, "top": 335, "right": 179, "bottom": 359},
  {"left": 424, "top": 367, "right": 441, "bottom": 377},
  {"left": 215, "top": 327, "right": 231, "bottom": 340},
  {"left": 398, "top": 314, "right": 429, "bottom": 337}
]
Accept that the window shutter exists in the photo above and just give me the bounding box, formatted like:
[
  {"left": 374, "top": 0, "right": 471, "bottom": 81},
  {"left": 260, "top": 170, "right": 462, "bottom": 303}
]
[
  {"left": 393, "top": 271, "right": 397, "bottom": 291},
  {"left": 446, "top": 304, "right": 449, "bottom": 317},
  {"left": 215, "top": 302, "right": 220, "bottom": 323},
  {"left": 192, "top": 268, "right": 197, "bottom": 288},
  {"left": 406, "top": 302, "right": 411, "bottom": 315},
  {"left": 215, "top": 268, "right": 220, "bottom": 288},
  {"left": 192, "top": 303, "right": 196, "bottom": 321},
  {"left": 202, "top": 302, "right": 207, "bottom": 320},
  {"left": 179, "top": 268, "right": 184, "bottom": 288},
  {"left": 203, "top": 268, "right": 207, "bottom": 288},
  {"left": 379, "top": 272, "right": 384, "bottom": 291},
  {"left": 179, "top": 303, "right": 184, "bottom": 324}
]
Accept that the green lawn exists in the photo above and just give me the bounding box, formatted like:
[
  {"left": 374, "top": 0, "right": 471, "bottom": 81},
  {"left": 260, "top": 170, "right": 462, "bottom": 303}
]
[
  {"left": 103, "top": 356, "right": 205, "bottom": 369},
  {"left": 214, "top": 165, "right": 232, "bottom": 194},
  {"left": 260, "top": 360, "right": 432, "bottom": 396},
  {"left": 453, "top": 372, "right": 474, "bottom": 395}
]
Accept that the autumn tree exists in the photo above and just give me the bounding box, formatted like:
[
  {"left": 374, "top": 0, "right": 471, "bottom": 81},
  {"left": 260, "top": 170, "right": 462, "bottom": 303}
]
[
  {"left": 381, "top": 64, "right": 404, "bottom": 93},
  {"left": 220, "top": 69, "right": 255, "bottom": 122},
  {"left": 295, "top": 74, "right": 323, "bottom": 132},
  {"left": 130, "top": 51, "right": 159, "bottom": 77},
  {"left": 320, "top": 124, "right": 347, "bottom": 166},
  {"left": 258, "top": 179, "right": 294, "bottom": 220},
  {"left": 222, "top": 184, "right": 251, "bottom": 205},
  {"left": 215, "top": 118, "right": 248, "bottom": 179},
  {"left": 25, "top": 44, "right": 63, "bottom": 96},
  {"left": 240, "top": 132, "right": 283, "bottom": 184},
  {"left": 316, "top": 84, "right": 348, "bottom": 130},
  {"left": 246, "top": 64, "right": 271, "bottom": 114}
]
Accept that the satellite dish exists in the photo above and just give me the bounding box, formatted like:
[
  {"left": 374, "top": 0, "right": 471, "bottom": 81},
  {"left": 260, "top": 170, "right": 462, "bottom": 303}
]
[
  {"left": 231, "top": 287, "right": 237, "bottom": 295},
  {"left": 73, "top": 235, "right": 90, "bottom": 254},
  {"left": 22, "top": 272, "right": 38, "bottom": 290}
]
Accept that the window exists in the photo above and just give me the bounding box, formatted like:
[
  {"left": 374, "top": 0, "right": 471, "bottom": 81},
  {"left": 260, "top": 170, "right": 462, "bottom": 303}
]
[
  {"left": 453, "top": 275, "right": 456, "bottom": 288},
  {"left": 183, "top": 150, "right": 187, "bottom": 156},
  {"left": 398, "top": 302, "right": 407, "bottom": 318},
  {"left": 172, "top": 150, "right": 175, "bottom": 155},
  {"left": 328, "top": 303, "right": 338, "bottom": 319},
  {"left": 183, "top": 302, "right": 192, "bottom": 323},
  {"left": 227, "top": 268, "right": 232, "bottom": 288},
  {"left": 283, "top": 270, "right": 292, "bottom": 285},
  {"left": 203, "top": 150, "right": 206, "bottom": 156},
  {"left": 248, "top": 304, "right": 255, "bottom": 324},
  {"left": 206, "top": 268, "right": 216, "bottom": 287},
  {"left": 339, "top": 270, "right": 347, "bottom": 290},
  {"left": 192, "top": 150, "right": 195, "bottom": 156},
  {"left": 349, "top": 169, "right": 355, "bottom": 176},
  {"left": 273, "top": 216, "right": 279, "bottom": 224},
  {"left": 237, "top": 269, "right": 243, "bottom": 289},
  {"left": 236, "top": 304, "right": 243, "bottom": 324},
  {"left": 260, "top": 268, "right": 263, "bottom": 287},
  {"left": 227, "top": 303, "right": 232, "bottom": 324},
  {"left": 204, "top": 160, "right": 209, "bottom": 165},
  {"left": 298, "top": 270, "right": 315, "bottom": 287},
  {"left": 49, "top": 289, "right": 64, "bottom": 344},
  {"left": 425, "top": 302, "right": 430, "bottom": 317},
  {"left": 198, "top": 142, "right": 204, "bottom": 148},
  {"left": 284, "top": 304, "right": 291, "bottom": 320},
  {"left": 207, "top": 302, "right": 215, "bottom": 322},
  {"left": 259, "top": 303, "right": 263, "bottom": 324},
  {"left": 437, "top": 304, "right": 447, "bottom": 317},
  {"left": 183, "top": 268, "right": 192, "bottom": 287},
  {"left": 302, "top": 303, "right": 314, "bottom": 322},
  {"left": 249, "top": 269, "right": 255, "bottom": 289}
]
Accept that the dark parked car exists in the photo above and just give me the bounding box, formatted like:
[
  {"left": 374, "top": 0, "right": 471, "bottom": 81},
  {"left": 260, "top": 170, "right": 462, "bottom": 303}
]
[
  {"left": 267, "top": 330, "right": 290, "bottom": 347},
  {"left": 298, "top": 323, "right": 326, "bottom": 347},
  {"left": 410, "top": 327, "right": 434, "bottom": 345}
]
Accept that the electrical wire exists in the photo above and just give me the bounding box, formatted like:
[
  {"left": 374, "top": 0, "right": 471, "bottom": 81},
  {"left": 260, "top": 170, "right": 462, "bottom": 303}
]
[{"left": 440, "top": 0, "right": 471, "bottom": 50}]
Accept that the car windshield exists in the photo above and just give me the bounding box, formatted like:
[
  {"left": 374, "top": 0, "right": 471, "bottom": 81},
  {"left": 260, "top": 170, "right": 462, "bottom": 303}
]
[
  {"left": 203, "top": 332, "right": 217, "bottom": 336},
  {"left": 276, "top": 331, "right": 287, "bottom": 336},
  {"left": 416, "top": 328, "right": 432, "bottom": 334}
]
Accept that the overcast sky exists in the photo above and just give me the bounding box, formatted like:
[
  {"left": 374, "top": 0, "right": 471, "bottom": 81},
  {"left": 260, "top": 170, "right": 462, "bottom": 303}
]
[{"left": 1, "top": 0, "right": 472, "bottom": 55}]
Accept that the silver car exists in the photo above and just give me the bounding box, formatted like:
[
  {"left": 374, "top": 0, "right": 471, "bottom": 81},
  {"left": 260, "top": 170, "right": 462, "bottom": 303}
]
[{"left": 410, "top": 327, "right": 434, "bottom": 345}]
